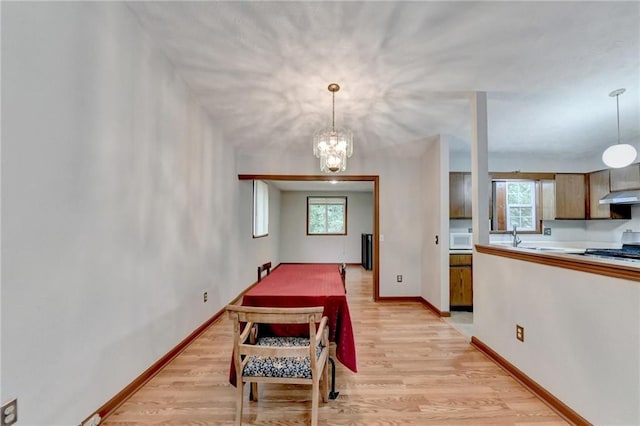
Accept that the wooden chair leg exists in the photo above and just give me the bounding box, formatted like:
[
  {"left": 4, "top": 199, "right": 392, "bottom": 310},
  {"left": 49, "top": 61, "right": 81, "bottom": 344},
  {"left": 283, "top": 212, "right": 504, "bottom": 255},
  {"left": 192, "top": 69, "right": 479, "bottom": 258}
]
[
  {"left": 321, "top": 362, "right": 329, "bottom": 403},
  {"left": 250, "top": 382, "right": 258, "bottom": 401},
  {"left": 235, "top": 381, "right": 244, "bottom": 426},
  {"left": 311, "top": 378, "right": 320, "bottom": 426}
]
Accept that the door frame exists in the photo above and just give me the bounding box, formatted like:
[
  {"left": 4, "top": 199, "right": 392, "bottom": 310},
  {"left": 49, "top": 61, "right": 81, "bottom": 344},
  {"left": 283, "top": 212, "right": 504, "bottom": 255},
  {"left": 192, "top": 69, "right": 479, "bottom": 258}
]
[{"left": 238, "top": 174, "right": 380, "bottom": 300}]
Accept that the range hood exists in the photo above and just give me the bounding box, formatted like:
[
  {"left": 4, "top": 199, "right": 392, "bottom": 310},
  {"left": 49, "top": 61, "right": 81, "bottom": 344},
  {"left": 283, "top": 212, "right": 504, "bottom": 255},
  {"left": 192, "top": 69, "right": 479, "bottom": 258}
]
[{"left": 599, "top": 190, "right": 640, "bottom": 205}]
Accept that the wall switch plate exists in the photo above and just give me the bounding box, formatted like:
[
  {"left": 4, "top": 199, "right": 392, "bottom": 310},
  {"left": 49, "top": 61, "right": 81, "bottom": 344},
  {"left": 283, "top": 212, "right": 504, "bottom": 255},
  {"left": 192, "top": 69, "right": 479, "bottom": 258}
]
[
  {"left": 543, "top": 228, "right": 552, "bottom": 236},
  {"left": 203, "top": 292, "right": 208, "bottom": 303},
  {"left": 396, "top": 275, "right": 403, "bottom": 283},
  {"left": 516, "top": 324, "right": 524, "bottom": 342},
  {"left": 1, "top": 398, "right": 18, "bottom": 426}
]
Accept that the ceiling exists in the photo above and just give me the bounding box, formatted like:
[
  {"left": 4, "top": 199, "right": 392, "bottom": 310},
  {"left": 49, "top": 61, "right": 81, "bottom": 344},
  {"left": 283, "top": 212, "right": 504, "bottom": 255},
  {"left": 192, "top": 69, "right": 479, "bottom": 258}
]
[{"left": 127, "top": 1, "right": 640, "bottom": 160}]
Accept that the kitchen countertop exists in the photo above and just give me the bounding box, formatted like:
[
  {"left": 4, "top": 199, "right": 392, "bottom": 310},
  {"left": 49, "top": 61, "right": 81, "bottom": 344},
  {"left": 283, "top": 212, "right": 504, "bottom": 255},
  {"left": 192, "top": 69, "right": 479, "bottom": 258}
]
[
  {"left": 450, "top": 249, "right": 473, "bottom": 254},
  {"left": 476, "top": 243, "right": 640, "bottom": 283}
]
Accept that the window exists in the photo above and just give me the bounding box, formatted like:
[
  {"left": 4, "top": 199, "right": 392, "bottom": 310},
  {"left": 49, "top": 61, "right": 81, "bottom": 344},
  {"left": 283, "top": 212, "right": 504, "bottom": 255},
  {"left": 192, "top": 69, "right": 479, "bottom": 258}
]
[
  {"left": 307, "top": 196, "right": 347, "bottom": 235},
  {"left": 253, "top": 180, "right": 268, "bottom": 238},
  {"left": 506, "top": 181, "right": 536, "bottom": 231},
  {"left": 492, "top": 179, "right": 540, "bottom": 233}
]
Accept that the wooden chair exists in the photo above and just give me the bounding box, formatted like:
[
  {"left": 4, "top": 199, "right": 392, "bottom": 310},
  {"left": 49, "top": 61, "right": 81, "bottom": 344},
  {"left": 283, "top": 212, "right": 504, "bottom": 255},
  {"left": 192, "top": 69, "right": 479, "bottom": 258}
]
[
  {"left": 226, "top": 305, "right": 330, "bottom": 426},
  {"left": 257, "top": 261, "right": 271, "bottom": 282},
  {"left": 339, "top": 263, "right": 346, "bottom": 293}
]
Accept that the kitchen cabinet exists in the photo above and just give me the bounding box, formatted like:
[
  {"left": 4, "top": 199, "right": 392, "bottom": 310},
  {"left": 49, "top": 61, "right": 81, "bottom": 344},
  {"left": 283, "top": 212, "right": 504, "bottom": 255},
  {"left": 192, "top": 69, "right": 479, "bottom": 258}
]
[
  {"left": 610, "top": 163, "right": 640, "bottom": 191},
  {"left": 588, "top": 169, "right": 631, "bottom": 219},
  {"left": 449, "top": 254, "right": 472, "bottom": 311},
  {"left": 541, "top": 179, "right": 556, "bottom": 220},
  {"left": 554, "top": 173, "right": 586, "bottom": 219},
  {"left": 450, "top": 172, "right": 472, "bottom": 219}
]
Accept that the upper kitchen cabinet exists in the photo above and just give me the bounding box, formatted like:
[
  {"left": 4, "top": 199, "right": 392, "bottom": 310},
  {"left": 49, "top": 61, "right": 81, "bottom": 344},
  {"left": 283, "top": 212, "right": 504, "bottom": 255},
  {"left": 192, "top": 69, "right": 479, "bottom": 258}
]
[
  {"left": 541, "top": 179, "right": 556, "bottom": 220},
  {"left": 450, "top": 172, "right": 472, "bottom": 219},
  {"left": 610, "top": 163, "right": 640, "bottom": 191},
  {"left": 588, "top": 169, "right": 631, "bottom": 219},
  {"left": 554, "top": 173, "right": 586, "bottom": 219}
]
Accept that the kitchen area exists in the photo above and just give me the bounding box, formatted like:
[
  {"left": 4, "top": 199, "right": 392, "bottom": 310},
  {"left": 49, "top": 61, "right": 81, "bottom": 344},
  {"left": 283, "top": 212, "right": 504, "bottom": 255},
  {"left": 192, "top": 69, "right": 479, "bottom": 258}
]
[
  {"left": 446, "top": 162, "right": 640, "bottom": 340},
  {"left": 447, "top": 160, "right": 640, "bottom": 425}
]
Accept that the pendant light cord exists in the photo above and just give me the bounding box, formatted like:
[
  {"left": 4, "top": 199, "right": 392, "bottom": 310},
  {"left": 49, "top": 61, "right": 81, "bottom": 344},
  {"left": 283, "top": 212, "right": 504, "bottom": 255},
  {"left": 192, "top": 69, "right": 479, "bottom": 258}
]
[
  {"left": 616, "top": 93, "right": 621, "bottom": 145},
  {"left": 332, "top": 91, "right": 335, "bottom": 132}
]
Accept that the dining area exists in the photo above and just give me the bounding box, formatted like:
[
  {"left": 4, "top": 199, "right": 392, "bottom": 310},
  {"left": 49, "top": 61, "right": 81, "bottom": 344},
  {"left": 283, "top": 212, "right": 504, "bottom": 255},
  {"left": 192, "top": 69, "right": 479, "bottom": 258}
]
[{"left": 101, "top": 265, "right": 567, "bottom": 425}]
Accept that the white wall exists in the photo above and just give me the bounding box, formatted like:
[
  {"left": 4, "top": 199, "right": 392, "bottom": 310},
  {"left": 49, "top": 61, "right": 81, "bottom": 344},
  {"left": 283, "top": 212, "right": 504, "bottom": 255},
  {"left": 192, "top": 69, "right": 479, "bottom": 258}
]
[
  {"left": 420, "top": 137, "right": 450, "bottom": 310},
  {"left": 238, "top": 151, "right": 424, "bottom": 297},
  {"left": 474, "top": 253, "right": 640, "bottom": 425},
  {"left": 1, "top": 3, "right": 278, "bottom": 424},
  {"left": 279, "top": 191, "right": 373, "bottom": 263}
]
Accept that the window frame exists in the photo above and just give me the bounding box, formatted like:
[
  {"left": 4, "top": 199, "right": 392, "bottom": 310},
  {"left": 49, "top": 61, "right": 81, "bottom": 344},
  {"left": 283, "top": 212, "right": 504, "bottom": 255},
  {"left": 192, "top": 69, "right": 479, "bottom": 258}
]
[
  {"left": 491, "top": 179, "right": 542, "bottom": 234},
  {"left": 252, "top": 180, "right": 269, "bottom": 238},
  {"left": 306, "top": 196, "right": 348, "bottom": 236},
  {"left": 505, "top": 181, "right": 537, "bottom": 232}
]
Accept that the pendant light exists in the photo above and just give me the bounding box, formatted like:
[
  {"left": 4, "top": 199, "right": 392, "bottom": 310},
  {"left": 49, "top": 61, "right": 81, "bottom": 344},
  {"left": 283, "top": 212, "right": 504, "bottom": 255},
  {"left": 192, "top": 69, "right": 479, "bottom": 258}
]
[
  {"left": 602, "top": 88, "right": 637, "bottom": 168},
  {"left": 313, "top": 83, "right": 353, "bottom": 173}
]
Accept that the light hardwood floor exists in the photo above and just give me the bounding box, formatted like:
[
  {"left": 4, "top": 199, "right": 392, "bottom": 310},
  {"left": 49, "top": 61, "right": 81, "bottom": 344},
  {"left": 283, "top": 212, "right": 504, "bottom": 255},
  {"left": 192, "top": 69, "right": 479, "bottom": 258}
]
[{"left": 103, "top": 266, "right": 568, "bottom": 425}]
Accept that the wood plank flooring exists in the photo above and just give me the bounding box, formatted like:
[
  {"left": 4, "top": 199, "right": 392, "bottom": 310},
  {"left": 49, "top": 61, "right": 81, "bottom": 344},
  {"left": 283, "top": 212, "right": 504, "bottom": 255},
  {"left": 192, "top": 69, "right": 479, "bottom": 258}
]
[{"left": 103, "top": 266, "right": 568, "bottom": 425}]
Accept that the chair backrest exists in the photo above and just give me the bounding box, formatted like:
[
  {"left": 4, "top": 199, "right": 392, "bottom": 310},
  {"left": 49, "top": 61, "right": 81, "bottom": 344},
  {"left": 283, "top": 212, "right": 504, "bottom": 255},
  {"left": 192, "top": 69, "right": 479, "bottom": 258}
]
[
  {"left": 257, "top": 262, "right": 272, "bottom": 282},
  {"left": 226, "top": 305, "right": 326, "bottom": 372}
]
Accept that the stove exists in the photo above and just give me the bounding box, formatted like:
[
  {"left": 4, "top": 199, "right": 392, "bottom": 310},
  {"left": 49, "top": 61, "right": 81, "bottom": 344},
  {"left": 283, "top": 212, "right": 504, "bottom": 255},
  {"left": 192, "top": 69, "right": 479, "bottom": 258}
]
[{"left": 583, "top": 245, "right": 640, "bottom": 261}]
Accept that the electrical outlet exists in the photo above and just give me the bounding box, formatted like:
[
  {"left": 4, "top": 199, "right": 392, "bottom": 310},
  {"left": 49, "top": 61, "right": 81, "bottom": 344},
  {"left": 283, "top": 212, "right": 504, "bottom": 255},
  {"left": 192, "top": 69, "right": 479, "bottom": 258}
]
[
  {"left": 203, "top": 292, "right": 208, "bottom": 303},
  {"left": 1, "top": 398, "right": 18, "bottom": 426},
  {"left": 543, "top": 227, "right": 552, "bottom": 236},
  {"left": 396, "top": 275, "right": 403, "bottom": 283},
  {"left": 516, "top": 324, "right": 524, "bottom": 342}
]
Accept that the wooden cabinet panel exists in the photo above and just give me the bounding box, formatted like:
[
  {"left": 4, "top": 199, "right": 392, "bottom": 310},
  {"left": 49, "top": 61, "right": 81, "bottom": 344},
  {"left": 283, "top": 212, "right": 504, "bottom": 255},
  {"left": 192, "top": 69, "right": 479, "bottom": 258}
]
[
  {"left": 554, "top": 174, "right": 586, "bottom": 219},
  {"left": 450, "top": 254, "right": 472, "bottom": 266},
  {"left": 589, "top": 169, "right": 611, "bottom": 219},
  {"left": 541, "top": 180, "right": 556, "bottom": 220},
  {"left": 610, "top": 163, "right": 640, "bottom": 191},
  {"left": 449, "top": 254, "right": 472, "bottom": 310},
  {"left": 450, "top": 172, "right": 472, "bottom": 219}
]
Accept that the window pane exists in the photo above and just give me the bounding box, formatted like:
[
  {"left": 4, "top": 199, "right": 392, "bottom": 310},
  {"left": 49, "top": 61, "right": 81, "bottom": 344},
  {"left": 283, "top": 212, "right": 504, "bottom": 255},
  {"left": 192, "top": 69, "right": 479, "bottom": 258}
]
[
  {"left": 327, "top": 205, "right": 345, "bottom": 233},
  {"left": 253, "top": 180, "right": 269, "bottom": 237},
  {"left": 308, "top": 204, "right": 326, "bottom": 233},
  {"left": 505, "top": 181, "right": 536, "bottom": 231},
  {"left": 307, "top": 196, "right": 347, "bottom": 235}
]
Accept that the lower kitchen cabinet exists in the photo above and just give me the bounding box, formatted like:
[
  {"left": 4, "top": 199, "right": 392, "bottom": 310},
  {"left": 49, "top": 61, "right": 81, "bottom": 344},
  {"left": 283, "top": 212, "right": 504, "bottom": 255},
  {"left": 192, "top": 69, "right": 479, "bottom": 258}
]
[{"left": 450, "top": 254, "right": 473, "bottom": 311}]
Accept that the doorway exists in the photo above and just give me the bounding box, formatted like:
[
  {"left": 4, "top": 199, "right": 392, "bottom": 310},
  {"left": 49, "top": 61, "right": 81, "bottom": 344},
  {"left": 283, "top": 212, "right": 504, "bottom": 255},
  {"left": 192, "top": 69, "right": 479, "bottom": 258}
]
[{"left": 238, "top": 174, "right": 380, "bottom": 299}]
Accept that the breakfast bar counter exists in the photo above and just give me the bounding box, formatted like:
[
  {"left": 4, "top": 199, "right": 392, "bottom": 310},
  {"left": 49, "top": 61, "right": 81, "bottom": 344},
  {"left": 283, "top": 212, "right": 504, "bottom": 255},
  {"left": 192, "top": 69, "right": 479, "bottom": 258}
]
[{"left": 476, "top": 244, "right": 640, "bottom": 283}]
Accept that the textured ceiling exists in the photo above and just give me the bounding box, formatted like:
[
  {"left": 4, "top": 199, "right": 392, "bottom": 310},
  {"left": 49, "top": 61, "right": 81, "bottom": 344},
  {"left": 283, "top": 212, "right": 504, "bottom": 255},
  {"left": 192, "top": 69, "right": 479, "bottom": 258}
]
[{"left": 127, "top": 1, "right": 640, "bottom": 159}]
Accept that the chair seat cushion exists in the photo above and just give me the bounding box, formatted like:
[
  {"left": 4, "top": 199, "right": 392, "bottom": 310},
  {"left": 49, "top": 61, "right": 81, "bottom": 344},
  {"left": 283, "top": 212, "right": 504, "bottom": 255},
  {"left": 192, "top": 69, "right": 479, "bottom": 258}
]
[{"left": 242, "top": 337, "right": 322, "bottom": 379}]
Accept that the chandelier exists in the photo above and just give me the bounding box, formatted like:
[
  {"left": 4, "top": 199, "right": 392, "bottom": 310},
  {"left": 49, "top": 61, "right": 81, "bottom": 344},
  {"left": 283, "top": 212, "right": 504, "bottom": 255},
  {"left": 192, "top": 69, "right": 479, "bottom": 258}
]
[
  {"left": 313, "top": 83, "right": 353, "bottom": 173},
  {"left": 602, "top": 88, "right": 637, "bottom": 168}
]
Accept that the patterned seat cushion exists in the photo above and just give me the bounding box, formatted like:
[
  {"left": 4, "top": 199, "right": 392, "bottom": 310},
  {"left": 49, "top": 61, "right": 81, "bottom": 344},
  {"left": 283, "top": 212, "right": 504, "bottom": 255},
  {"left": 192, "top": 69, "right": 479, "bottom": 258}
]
[{"left": 242, "top": 336, "right": 322, "bottom": 379}]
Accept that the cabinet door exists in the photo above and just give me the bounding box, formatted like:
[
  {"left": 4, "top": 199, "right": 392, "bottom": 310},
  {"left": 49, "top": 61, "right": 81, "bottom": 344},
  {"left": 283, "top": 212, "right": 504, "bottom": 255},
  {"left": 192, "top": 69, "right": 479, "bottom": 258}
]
[
  {"left": 541, "top": 180, "right": 556, "bottom": 220},
  {"left": 449, "top": 267, "right": 473, "bottom": 307},
  {"left": 610, "top": 163, "right": 640, "bottom": 191},
  {"left": 555, "top": 174, "right": 586, "bottom": 219},
  {"left": 589, "top": 169, "right": 611, "bottom": 219},
  {"left": 449, "top": 173, "right": 472, "bottom": 218}
]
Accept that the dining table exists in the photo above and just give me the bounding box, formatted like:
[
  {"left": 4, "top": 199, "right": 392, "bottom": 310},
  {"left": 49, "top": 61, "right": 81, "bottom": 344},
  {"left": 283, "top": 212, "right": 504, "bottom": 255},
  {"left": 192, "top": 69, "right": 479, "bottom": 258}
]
[{"left": 229, "top": 263, "right": 358, "bottom": 385}]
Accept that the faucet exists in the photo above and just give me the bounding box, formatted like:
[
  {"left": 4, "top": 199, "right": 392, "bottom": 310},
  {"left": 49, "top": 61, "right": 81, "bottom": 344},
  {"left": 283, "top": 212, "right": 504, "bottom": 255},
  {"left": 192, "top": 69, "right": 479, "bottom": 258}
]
[{"left": 512, "top": 224, "right": 522, "bottom": 247}]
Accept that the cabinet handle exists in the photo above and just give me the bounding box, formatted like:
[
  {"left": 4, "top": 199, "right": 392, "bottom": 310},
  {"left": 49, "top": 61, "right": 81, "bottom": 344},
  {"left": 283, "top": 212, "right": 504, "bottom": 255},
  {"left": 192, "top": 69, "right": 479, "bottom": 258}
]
[{"left": 435, "top": 235, "right": 439, "bottom": 245}]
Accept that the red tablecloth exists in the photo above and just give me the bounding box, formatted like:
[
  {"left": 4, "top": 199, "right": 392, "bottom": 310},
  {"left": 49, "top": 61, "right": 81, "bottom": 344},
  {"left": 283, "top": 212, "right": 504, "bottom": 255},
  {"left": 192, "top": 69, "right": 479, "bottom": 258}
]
[{"left": 229, "top": 263, "right": 357, "bottom": 384}]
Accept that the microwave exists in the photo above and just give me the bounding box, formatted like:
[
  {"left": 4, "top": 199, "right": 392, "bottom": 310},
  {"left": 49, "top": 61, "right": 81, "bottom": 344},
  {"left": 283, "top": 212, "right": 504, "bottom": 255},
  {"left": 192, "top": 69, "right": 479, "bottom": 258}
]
[{"left": 450, "top": 233, "right": 473, "bottom": 249}]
